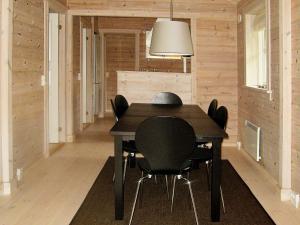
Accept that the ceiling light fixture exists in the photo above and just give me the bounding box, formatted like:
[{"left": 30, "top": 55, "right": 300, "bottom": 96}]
[{"left": 149, "top": 0, "right": 194, "bottom": 57}]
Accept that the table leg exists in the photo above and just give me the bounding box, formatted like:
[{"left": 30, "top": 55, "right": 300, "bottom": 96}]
[
  {"left": 211, "top": 138, "right": 222, "bottom": 222},
  {"left": 114, "top": 136, "right": 124, "bottom": 220}
]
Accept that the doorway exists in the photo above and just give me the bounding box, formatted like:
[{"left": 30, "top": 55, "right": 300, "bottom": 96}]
[
  {"left": 93, "top": 32, "right": 104, "bottom": 118},
  {"left": 47, "top": 11, "right": 67, "bottom": 147}
]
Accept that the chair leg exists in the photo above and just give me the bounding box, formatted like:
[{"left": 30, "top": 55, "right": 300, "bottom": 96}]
[
  {"left": 220, "top": 186, "right": 226, "bottom": 213},
  {"left": 171, "top": 175, "right": 177, "bottom": 212},
  {"left": 129, "top": 175, "right": 149, "bottom": 225},
  {"left": 165, "top": 175, "right": 170, "bottom": 200},
  {"left": 139, "top": 171, "right": 144, "bottom": 208},
  {"left": 112, "top": 172, "right": 115, "bottom": 183},
  {"left": 154, "top": 175, "right": 158, "bottom": 184},
  {"left": 206, "top": 161, "right": 211, "bottom": 190},
  {"left": 123, "top": 157, "right": 128, "bottom": 183},
  {"left": 182, "top": 177, "right": 199, "bottom": 225}
]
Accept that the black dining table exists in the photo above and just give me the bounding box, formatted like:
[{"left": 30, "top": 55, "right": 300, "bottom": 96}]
[{"left": 110, "top": 103, "right": 228, "bottom": 222}]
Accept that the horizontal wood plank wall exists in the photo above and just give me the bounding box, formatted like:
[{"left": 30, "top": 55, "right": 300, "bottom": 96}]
[
  {"left": 105, "top": 33, "right": 136, "bottom": 110},
  {"left": 69, "top": 0, "right": 238, "bottom": 145},
  {"left": 238, "top": 0, "right": 280, "bottom": 180},
  {"left": 98, "top": 17, "right": 190, "bottom": 73},
  {"left": 117, "top": 71, "right": 192, "bottom": 104},
  {"left": 196, "top": 12, "right": 238, "bottom": 146},
  {"left": 68, "top": 0, "right": 240, "bottom": 11},
  {"left": 73, "top": 16, "right": 81, "bottom": 135},
  {"left": 56, "top": 0, "right": 67, "bottom": 5},
  {"left": 12, "top": 0, "right": 44, "bottom": 171},
  {"left": 292, "top": 0, "right": 300, "bottom": 193}
]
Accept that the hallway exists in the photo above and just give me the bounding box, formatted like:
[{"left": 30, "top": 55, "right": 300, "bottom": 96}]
[{"left": 0, "top": 118, "right": 299, "bottom": 225}]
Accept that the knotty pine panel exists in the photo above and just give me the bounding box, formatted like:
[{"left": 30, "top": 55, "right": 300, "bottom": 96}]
[
  {"left": 68, "top": 0, "right": 240, "bottom": 12},
  {"left": 105, "top": 33, "right": 136, "bottom": 110},
  {"left": 117, "top": 71, "right": 192, "bottom": 104},
  {"left": 73, "top": 16, "right": 81, "bottom": 135},
  {"left": 196, "top": 15, "right": 238, "bottom": 146},
  {"left": 238, "top": 0, "right": 280, "bottom": 180},
  {"left": 12, "top": 0, "right": 44, "bottom": 172},
  {"left": 292, "top": 0, "right": 300, "bottom": 193}
]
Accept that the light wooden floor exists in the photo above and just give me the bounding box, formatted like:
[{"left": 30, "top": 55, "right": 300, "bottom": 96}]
[{"left": 0, "top": 118, "right": 299, "bottom": 225}]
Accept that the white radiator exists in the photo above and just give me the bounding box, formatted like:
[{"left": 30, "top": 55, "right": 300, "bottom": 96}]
[{"left": 243, "top": 120, "right": 261, "bottom": 162}]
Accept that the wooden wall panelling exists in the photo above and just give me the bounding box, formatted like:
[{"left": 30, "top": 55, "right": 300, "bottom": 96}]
[
  {"left": 196, "top": 14, "right": 238, "bottom": 146},
  {"left": 13, "top": 0, "right": 45, "bottom": 171},
  {"left": 68, "top": 0, "right": 241, "bottom": 12},
  {"left": 104, "top": 33, "right": 136, "bottom": 111},
  {"left": 117, "top": 71, "right": 192, "bottom": 104},
  {"left": 73, "top": 16, "right": 81, "bottom": 135},
  {"left": 238, "top": 0, "right": 280, "bottom": 180},
  {"left": 291, "top": 0, "right": 300, "bottom": 193}
]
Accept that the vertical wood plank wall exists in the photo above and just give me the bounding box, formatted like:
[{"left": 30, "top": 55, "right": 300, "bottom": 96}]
[
  {"left": 73, "top": 16, "right": 81, "bottom": 135},
  {"left": 292, "top": 0, "right": 300, "bottom": 193},
  {"left": 237, "top": 0, "right": 280, "bottom": 180},
  {"left": 69, "top": 0, "right": 238, "bottom": 145},
  {"left": 12, "top": 0, "right": 44, "bottom": 171}
]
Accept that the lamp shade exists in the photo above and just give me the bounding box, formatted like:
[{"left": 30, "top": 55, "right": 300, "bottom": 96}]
[{"left": 149, "top": 21, "right": 194, "bottom": 56}]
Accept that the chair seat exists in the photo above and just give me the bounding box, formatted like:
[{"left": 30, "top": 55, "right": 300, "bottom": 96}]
[
  {"left": 123, "top": 140, "right": 138, "bottom": 153},
  {"left": 190, "top": 147, "right": 213, "bottom": 162},
  {"left": 137, "top": 158, "right": 192, "bottom": 175}
]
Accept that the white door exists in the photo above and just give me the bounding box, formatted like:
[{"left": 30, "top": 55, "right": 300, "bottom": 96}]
[
  {"left": 93, "top": 33, "right": 103, "bottom": 117},
  {"left": 81, "top": 28, "right": 87, "bottom": 124},
  {"left": 48, "top": 13, "right": 59, "bottom": 143}
]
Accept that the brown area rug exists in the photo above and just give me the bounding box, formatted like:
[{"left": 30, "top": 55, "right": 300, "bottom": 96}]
[{"left": 70, "top": 158, "right": 275, "bottom": 225}]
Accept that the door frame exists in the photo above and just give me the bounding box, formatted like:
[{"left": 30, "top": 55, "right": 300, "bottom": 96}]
[
  {"left": 43, "top": 0, "right": 67, "bottom": 157},
  {"left": 0, "top": 0, "right": 13, "bottom": 195},
  {"left": 99, "top": 29, "right": 140, "bottom": 113}
]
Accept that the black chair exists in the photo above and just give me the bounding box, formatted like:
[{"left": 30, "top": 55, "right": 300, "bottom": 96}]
[
  {"left": 110, "top": 97, "right": 138, "bottom": 182},
  {"left": 196, "top": 99, "right": 218, "bottom": 148},
  {"left": 110, "top": 99, "right": 118, "bottom": 121},
  {"left": 114, "top": 95, "right": 129, "bottom": 119},
  {"left": 190, "top": 106, "right": 228, "bottom": 213},
  {"left": 208, "top": 99, "right": 218, "bottom": 119},
  {"left": 128, "top": 116, "right": 199, "bottom": 225},
  {"left": 152, "top": 92, "right": 183, "bottom": 105}
]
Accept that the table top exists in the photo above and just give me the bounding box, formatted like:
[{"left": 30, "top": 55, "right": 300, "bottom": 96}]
[{"left": 110, "top": 103, "right": 228, "bottom": 140}]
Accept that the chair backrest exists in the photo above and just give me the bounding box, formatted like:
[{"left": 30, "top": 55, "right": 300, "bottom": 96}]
[
  {"left": 214, "top": 106, "right": 228, "bottom": 130},
  {"left": 114, "top": 95, "right": 129, "bottom": 119},
  {"left": 135, "top": 116, "right": 195, "bottom": 172},
  {"left": 208, "top": 99, "right": 218, "bottom": 119},
  {"left": 152, "top": 92, "right": 183, "bottom": 105},
  {"left": 110, "top": 99, "right": 118, "bottom": 121}
]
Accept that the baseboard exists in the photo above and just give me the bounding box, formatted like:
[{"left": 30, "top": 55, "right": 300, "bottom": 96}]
[
  {"left": 49, "top": 143, "right": 65, "bottom": 156},
  {"left": 223, "top": 142, "right": 238, "bottom": 148},
  {"left": 291, "top": 191, "right": 300, "bottom": 208},
  {"left": 66, "top": 135, "right": 74, "bottom": 143},
  {"left": 0, "top": 179, "right": 17, "bottom": 196},
  {"left": 280, "top": 188, "right": 292, "bottom": 201}
]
